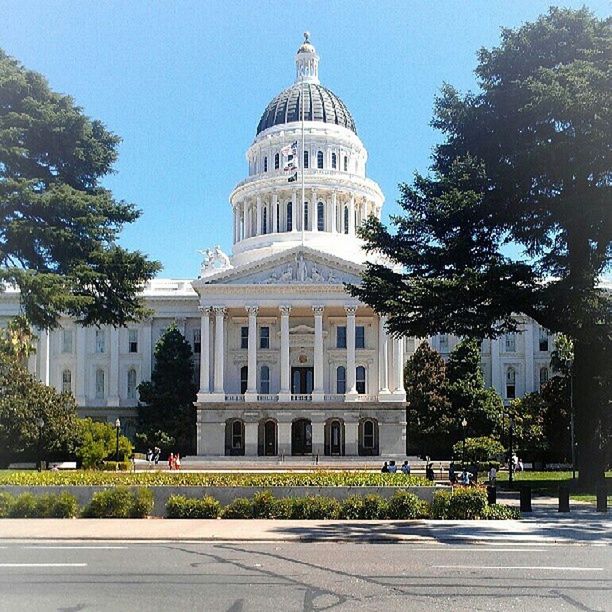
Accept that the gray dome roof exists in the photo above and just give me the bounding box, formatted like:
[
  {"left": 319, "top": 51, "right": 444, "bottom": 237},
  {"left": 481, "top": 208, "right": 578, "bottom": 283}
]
[{"left": 256, "top": 82, "right": 356, "bottom": 135}]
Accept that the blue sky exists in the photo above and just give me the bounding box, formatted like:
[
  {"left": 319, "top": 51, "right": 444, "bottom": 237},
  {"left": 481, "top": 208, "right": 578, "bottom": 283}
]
[{"left": 1, "top": 1, "right": 608, "bottom": 278}]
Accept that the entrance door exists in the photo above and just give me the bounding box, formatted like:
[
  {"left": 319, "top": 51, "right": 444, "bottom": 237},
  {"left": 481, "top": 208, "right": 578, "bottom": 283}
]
[
  {"left": 330, "top": 420, "right": 342, "bottom": 455},
  {"left": 291, "top": 367, "right": 314, "bottom": 394},
  {"left": 263, "top": 420, "right": 277, "bottom": 456},
  {"left": 292, "top": 419, "right": 312, "bottom": 455}
]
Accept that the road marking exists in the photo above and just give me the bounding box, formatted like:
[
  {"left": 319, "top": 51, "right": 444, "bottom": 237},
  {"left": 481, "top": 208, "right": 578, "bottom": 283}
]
[
  {"left": 21, "top": 546, "right": 126, "bottom": 550},
  {"left": 434, "top": 565, "right": 603, "bottom": 572},
  {"left": 0, "top": 563, "right": 87, "bottom": 568}
]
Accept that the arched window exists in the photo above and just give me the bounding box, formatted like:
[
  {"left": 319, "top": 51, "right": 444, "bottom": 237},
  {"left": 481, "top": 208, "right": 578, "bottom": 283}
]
[
  {"left": 539, "top": 327, "right": 549, "bottom": 351},
  {"left": 62, "top": 369, "right": 71, "bottom": 394},
  {"left": 274, "top": 153, "right": 280, "bottom": 170},
  {"left": 264, "top": 156, "right": 268, "bottom": 172},
  {"left": 336, "top": 366, "right": 346, "bottom": 394},
  {"left": 363, "top": 420, "right": 375, "bottom": 449},
  {"left": 286, "top": 201, "right": 293, "bottom": 231},
  {"left": 303, "top": 150, "right": 309, "bottom": 168},
  {"left": 127, "top": 368, "right": 137, "bottom": 400},
  {"left": 262, "top": 207, "right": 268, "bottom": 234},
  {"left": 356, "top": 366, "right": 366, "bottom": 394},
  {"left": 506, "top": 367, "right": 516, "bottom": 399},
  {"left": 331, "top": 152, "right": 337, "bottom": 169},
  {"left": 225, "top": 419, "right": 245, "bottom": 455},
  {"left": 260, "top": 365, "right": 270, "bottom": 394},
  {"left": 343, "top": 206, "right": 349, "bottom": 234},
  {"left": 359, "top": 418, "right": 379, "bottom": 455},
  {"left": 240, "top": 366, "right": 248, "bottom": 394},
  {"left": 304, "top": 202, "right": 309, "bottom": 231},
  {"left": 343, "top": 156, "right": 348, "bottom": 171},
  {"left": 95, "top": 369, "right": 105, "bottom": 399},
  {"left": 317, "top": 150, "right": 324, "bottom": 169},
  {"left": 539, "top": 367, "right": 549, "bottom": 388},
  {"left": 317, "top": 201, "right": 325, "bottom": 231}
]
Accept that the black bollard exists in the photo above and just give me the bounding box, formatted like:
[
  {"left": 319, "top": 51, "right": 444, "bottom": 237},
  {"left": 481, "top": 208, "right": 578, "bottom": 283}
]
[
  {"left": 596, "top": 485, "right": 608, "bottom": 513},
  {"left": 519, "top": 486, "right": 532, "bottom": 512},
  {"left": 487, "top": 485, "right": 497, "bottom": 505},
  {"left": 558, "top": 485, "right": 570, "bottom": 512}
]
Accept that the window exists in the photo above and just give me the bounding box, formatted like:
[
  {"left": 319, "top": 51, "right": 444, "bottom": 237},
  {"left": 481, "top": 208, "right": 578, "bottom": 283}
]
[
  {"left": 264, "top": 156, "right": 268, "bottom": 172},
  {"left": 193, "top": 329, "right": 201, "bottom": 354},
  {"left": 127, "top": 368, "right": 137, "bottom": 399},
  {"left": 62, "top": 329, "right": 73, "bottom": 354},
  {"left": 317, "top": 202, "right": 325, "bottom": 231},
  {"left": 240, "top": 326, "right": 248, "bottom": 349},
  {"left": 363, "top": 420, "right": 375, "bottom": 449},
  {"left": 95, "top": 369, "right": 105, "bottom": 399},
  {"left": 240, "top": 366, "right": 248, "bottom": 394},
  {"left": 343, "top": 206, "right": 349, "bottom": 234},
  {"left": 539, "top": 327, "right": 549, "bottom": 352},
  {"left": 303, "top": 150, "right": 309, "bottom": 168},
  {"left": 336, "top": 326, "right": 347, "bottom": 349},
  {"left": 61, "top": 369, "right": 71, "bottom": 393},
  {"left": 128, "top": 329, "right": 138, "bottom": 353},
  {"left": 355, "top": 326, "right": 365, "bottom": 349},
  {"left": 356, "top": 366, "right": 366, "bottom": 394},
  {"left": 260, "top": 326, "right": 270, "bottom": 349},
  {"left": 439, "top": 334, "right": 449, "bottom": 352},
  {"left": 539, "top": 367, "right": 549, "bottom": 388},
  {"left": 336, "top": 366, "right": 346, "bottom": 394},
  {"left": 506, "top": 367, "right": 516, "bottom": 399},
  {"left": 286, "top": 201, "right": 292, "bottom": 231},
  {"left": 262, "top": 207, "right": 268, "bottom": 234},
  {"left": 304, "top": 202, "right": 309, "bottom": 230},
  {"left": 260, "top": 365, "right": 270, "bottom": 394},
  {"left": 232, "top": 420, "right": 244, "bottom": 449},
  {"left": 331, "top": 152, "right": 337, "bottom": 169},
  {"left": 505, "top": 333, "right": 516, "bottom": 352},
  {"left": 317, "top": 150, "right": 324, "bottom": 168},
  {"left": 95, "top": 329, "right": 105, "bottom": 353},
  {"left": 274, "top": 153, "right": 280, "bottom": 170},
  {"left": 343, "top": 156, "right": 348, "bottom": 171}
]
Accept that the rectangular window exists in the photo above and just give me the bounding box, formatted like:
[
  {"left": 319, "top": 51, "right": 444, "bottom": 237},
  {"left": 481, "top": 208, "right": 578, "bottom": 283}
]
[
  {"left": 355, "top": 326, "right": 365, "bottom": 349},
  {"left": 336, "top": 326, "right": 347, "bottom": 349},
  {"left": 95, "top": 369, "right": 105, "bottom": 399},
  {"left": 61, "top": 370, "right": 71, "bottom": 393},
  {"left": 128, "top": 329, "right": 138, "bottom": 353},
  {"left": 193, "top": 329, "right": 201, "bottom": 354},
  {"left": 240, "top": 326, "right": 248, "bottom": 349},
  {"left": 62, "top": 329, "right": 73, "bottom": 354},
  {"left": 439, "top": 334, "right": 449, "bottom": 352},
  {"left": 505, "top": 333, "right": 516, "bottom": 352},
  {"left": 260, "top": 326, "right": 270, "bottom": 349},
  {"left": 95, "top": 329, "right": 105, "bottom": 354},
  {"left": 539, "top": 327, "right": 549, "bottom": 352}
]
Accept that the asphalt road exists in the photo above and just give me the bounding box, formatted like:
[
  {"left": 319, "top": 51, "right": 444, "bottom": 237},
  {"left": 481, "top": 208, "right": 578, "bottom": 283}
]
[{"left": 0, "top": 541, "right": 609, "bottom": 611}]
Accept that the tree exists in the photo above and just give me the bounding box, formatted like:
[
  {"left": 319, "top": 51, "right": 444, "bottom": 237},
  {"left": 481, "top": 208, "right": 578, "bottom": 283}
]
[
  {"left": 137, "top": 324, "right": 197, "bottom": 454},
  {"left": 508, "top": 394, "right": 548, "bottom": 462},
  {"left": 351, "top": 8, "right": 611, "bottom": 487},
  {"left": 404, "top": 342, "right": 452, "bottom": 456},
  {"left": 75, "top": 418, "right": 132, "bottom": 469},
  {"left": 0, "top": 49, "right": 160, "bottom": 330}
]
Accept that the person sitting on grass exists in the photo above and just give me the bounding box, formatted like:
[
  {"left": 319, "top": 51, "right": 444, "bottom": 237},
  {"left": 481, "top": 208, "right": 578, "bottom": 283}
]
[
  {"left": 401, "top": 460, "right": 411, "bottom": 475},
  {"left": 381, "top": 461, "right": 389, "bottom": 473}
]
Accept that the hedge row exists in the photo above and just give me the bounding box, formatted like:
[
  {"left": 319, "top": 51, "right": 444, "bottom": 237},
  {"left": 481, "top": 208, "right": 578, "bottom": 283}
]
[
  {"left": 0, "top": 471, "right": 428, "bottom": 487},
  {"left": 166, "top": 489, "right": 520, "bottom": 520}
]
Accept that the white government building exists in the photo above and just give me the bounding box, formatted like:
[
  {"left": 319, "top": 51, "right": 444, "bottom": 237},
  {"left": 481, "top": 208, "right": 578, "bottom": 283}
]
[{"left": 0, "top": 35, "right": 556, "bottom": 458}]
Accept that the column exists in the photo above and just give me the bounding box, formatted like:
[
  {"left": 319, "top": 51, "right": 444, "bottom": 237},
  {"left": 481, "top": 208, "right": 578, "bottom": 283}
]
[
  {"left": 242, "top": 202, "right": 248, "bottom": 239},
  {"left": 393, "top": 337, "right": 406, "bottom": 399},
  {"left": 212, "top": 307, "right": 226, "bottom": 398},
  {"left": 279, "top": 305, "right": 291, "bottom": 401},
  {"left": 312, "top": 306, "right": 324, "bottom": 401},
  {"left": 344, "top": 419, "right": 359, "bottom": 456},
  {"left": 291, "top": 190, "right": 298, "bottom": 232},
  {"left": 348, "top": 196, "right": 356, "bottom": 235},
  {"left": 312, "top": 420, "right": 324, "bottom": 456},
  {"left": 378, "top": 315, "right": 391, "bottom": 397},
  {"left": 256, "top": 196, "right": 262, "bottom": 235},
  {"left": 245, "top": 306, "right": 258, "bottom": 400},
  {"left": 345, "top": 305, "right": 357, "bottom": 398},
  {"left": 524, "top": 322, "right": 535, "bottom": 393},
  {"left": 245, "top": 421, "right": 258, "bottom": 456},
  {"left": 108, "top": 327, "right": 120, "bottom": 406},
  {"left": 141, "top": 318, "right": 153, "bottom": 382},
  {"left": 272, "top": 192, "right": 278, "bottom": 233},
  {"left": 198, "top": 307, "right": 211, "bottom": 397},
  {"left": 311, "top": 189, "right": 318, "bottom": 232},
  {"left": 331, "top": 192, "right": 337, "bottom": 233},
  {"left": 491, "top": 336, "right": 501, "bottom": 395},
  {"left": 75, "top": 326, "right": 86, "bottom": 405},
  {"left": 40, "top": 329, "right": 50, "bottom": 385}
]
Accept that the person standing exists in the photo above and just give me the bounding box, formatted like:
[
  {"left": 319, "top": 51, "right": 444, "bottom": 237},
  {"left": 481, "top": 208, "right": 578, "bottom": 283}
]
[
  {"left": 488, "top": 464, "right": 497, "bottom": 486},
  {"left": 153, "top": 447, "right": 160, "bottom": 465},
  {"left": 175, "top": 453, "right": 181, "bottom": 471},
  {"left": 168, "top": 452, "right": 174, "bottom": 471},
  {"left": 448, "top": 462, "right": 456, "bottom": 484}
]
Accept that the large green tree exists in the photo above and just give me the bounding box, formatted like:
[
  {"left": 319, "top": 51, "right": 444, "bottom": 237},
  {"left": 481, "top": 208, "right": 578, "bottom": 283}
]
[
  {"left": 137, "top": 324, "right": 197, "bottom": 455},
  {"left": 351, "top": 8, "right": 611, "bottom": 486},
  {"left": 0, "top": 49, "right": 160, "bottom": 329}
]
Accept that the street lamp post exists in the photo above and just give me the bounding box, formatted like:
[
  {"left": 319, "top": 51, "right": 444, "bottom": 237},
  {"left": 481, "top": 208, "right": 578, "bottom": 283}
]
[
  {"left": 461, "top": 418, "right": 467, "bottom": 470},
  {"left": 115, "top": 418, "right": 121, "bottom": 467},
  {"left": 37, "top": 417, "right": 44, "bottom": 472},
  {"left": 509, "top": 416, "right": 515, "bottom": 485}
]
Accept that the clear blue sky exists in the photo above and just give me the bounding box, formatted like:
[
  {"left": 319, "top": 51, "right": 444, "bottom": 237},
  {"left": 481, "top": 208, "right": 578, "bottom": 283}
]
[{"left": 1, "top": 1, "right": 608, "bottom": 278}]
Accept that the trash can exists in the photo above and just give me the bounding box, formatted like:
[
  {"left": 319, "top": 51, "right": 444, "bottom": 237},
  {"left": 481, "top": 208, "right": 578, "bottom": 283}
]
[
  {"left": 487, "top": 485, "right": 496, "bottom": 505},
  {"left": 558, "top": 485, "right": 570, "bottom": 512},
  {"left": 519, "top": 486, "right": 532, "bottom": 512}
]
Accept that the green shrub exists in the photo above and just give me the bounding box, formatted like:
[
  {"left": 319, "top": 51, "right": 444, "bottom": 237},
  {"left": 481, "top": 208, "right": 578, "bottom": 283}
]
[
  {"left": 386, "top": 490, "right": 428, "bottom": 519},
  {"left": 291, "top": 496, "right": 341, "bottom": 520},
  {"left": 165, "top": 495, "right": 220, "bottom": 519},
  {"left": 447, "top": 488, "right": 488, "bottom": 519},
  {"left": 431, "top": 491, "right": 452, "bottom": 519},
  {"left": 101, "top": 461, "right": 132, "bottom": 472},
  {"left": 250, "top": 491, "right": 293, "bottom": 519},
  {"left": 75, "top": 418, "right": 133, "bottom": 469},
  {"left": 221, "top": 497, "right": 253, "bottom": 519},
  {"left": 0, "top": 492, "right": 14, "bottom": 517},
  {"left": 452, "top": 436, "right": 504, "bottom": 464},
  {"left": 8, "top": 493, "right": 38, "bottom": 518},
  {"left": 36, "top": 492, "right": 80, "bottom": 518},
  {"left": 339, "top": 494, "right": 388, "bottom": 519},
  {"left": 483, "top": 504, "right": 521, "bottom": 520},
  {"left": 82, "top": 487, "right": 152, "bottom": 518}
]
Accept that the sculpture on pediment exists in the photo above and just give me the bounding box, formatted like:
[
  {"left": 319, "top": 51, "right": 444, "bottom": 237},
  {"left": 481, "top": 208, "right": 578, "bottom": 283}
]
[
  {"left": 297, "top": 253, "right": 306, "bottom": 282},
  {"left": 310, "top": 264, "right": 324, "bottom": 283},
  {"left": 198, "top": 245, "right": 232, "bottom": 278},
  {"left": 279, "top": 264, "right": 294, "bottom": 282}
]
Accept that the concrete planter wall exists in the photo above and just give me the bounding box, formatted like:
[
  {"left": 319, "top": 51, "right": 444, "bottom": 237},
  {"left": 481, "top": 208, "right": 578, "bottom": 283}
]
[{"left": 0, "top": 485, "right": 448, "bottom": 517}]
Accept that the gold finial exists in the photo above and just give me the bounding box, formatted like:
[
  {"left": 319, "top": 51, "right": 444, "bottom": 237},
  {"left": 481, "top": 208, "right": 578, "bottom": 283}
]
[{"left": 303, "top": 31, "right": 310, "bottom": 44}]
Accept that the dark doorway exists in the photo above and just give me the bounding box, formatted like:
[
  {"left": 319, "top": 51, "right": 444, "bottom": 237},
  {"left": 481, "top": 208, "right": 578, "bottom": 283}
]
[
  {"left": 263, "top": 420, "right": 277, "bottom": 456},
  {"left": 330, "top": 420, "right": 342, "bottom": 455},
  {"left": 292, "top": 419, "right": 312, "bottom": 455},
  {"left": 291, "top": 367, "right": 313, "bottom": 394}
]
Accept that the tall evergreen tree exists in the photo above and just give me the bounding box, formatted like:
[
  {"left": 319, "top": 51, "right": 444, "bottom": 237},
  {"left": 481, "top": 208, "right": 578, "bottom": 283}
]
[
  {"left": 137, "top": 324, "right": 197, "bottom": 455},
  {"left": 351, "top": 8, "right": 611, "bottom": 486},
  {"left": 0, "top": 49, "right": 160, "bottom": 329}
]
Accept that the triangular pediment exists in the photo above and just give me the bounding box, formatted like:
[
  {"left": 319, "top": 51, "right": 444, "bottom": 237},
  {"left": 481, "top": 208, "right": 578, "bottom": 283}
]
[{"left": 196, "top": 246, "right": 364, "bottom": 286}]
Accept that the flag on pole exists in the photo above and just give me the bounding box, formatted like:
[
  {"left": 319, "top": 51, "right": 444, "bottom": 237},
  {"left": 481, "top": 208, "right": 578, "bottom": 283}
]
[
  {"left": 280, "top": 141, "right": 298, "bottom": 157},
  {"left": 288, "top": 172, "right": 298, "bottom": 183}
]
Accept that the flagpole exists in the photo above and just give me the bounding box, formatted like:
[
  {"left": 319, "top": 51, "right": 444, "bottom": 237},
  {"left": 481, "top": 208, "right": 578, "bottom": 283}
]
[{"left": 301, "top": 79, "right": 305, "bottom": 247}]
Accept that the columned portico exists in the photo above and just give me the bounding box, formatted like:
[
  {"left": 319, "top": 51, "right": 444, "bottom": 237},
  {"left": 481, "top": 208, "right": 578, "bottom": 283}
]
[
  {"left": 212, "top": 306, "right": 226, "bottom": 400},
  {"left": 245, "top": 305, "right": 258, "bottom": 401},
  {"left": 197, "top": 306, "right": 211, "bottom": 400},
  {"left": 345, "top": 305, "right": 358, "bottom": 399},
  {"left": 312, "top": 305, "right": 324, "bottom": 401},
  {"left": 279, "top": 305, "right": 292, "bottom": 401}
]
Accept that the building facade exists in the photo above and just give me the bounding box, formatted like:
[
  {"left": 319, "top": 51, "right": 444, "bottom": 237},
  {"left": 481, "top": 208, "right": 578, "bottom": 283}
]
[{"left": 0, "top": 35, "right": 558, "bottom": 456}]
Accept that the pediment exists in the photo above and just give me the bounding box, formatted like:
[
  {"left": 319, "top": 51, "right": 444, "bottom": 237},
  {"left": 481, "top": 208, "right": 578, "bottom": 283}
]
[{"left": 199, "top": 246, "right": 364, "bottom": 286}]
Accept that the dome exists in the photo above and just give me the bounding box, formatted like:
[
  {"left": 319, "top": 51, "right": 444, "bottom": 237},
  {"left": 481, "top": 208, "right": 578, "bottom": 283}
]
[{"left": 256, "top": 82, "right": 357, "bottom": 135}]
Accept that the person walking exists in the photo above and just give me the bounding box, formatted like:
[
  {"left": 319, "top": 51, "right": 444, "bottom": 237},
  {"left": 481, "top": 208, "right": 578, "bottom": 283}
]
[
  {"left": 448, "top": 462, "right": 456, "bottom": 484},
  {"left": 488, "top": 464, "right": 497, "bottom": 486},
  {"left": 426, "top": 462, "right": 435, "bottom": 482},
  {"left": 153, "top": 447, "right": 160, "bottom": 465},
  {"left": 175, "top": 453, "right": 181, "bottom": 471},
  {"left": 168, "top": 452, "right": 174, "bottom": 471}
]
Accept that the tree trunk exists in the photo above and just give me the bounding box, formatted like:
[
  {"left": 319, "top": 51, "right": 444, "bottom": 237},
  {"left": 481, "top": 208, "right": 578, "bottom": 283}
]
[{"left": 573, "top": 337, "right": 606, "bottom": 489}]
